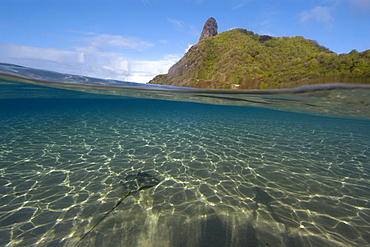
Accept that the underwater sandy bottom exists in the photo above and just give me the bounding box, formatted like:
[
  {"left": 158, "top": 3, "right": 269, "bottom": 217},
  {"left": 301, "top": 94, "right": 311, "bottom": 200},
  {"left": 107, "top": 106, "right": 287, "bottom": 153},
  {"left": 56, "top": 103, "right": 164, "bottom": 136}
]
[{"left": 0, "top": 98, "right": 369, "bottom": 247}]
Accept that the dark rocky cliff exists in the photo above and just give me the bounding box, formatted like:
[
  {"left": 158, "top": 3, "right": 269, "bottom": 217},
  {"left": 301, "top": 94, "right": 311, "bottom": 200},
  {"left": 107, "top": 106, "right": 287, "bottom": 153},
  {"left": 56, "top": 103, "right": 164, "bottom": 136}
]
[{"left": 199, "top": 17, "right": 218, "bottom": 42}]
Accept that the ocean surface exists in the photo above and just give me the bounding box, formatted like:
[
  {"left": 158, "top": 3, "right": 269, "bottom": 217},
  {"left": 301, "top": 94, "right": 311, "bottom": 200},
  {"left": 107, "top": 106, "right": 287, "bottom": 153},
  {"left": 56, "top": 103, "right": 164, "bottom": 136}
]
[{"left": 0, "top": 63, "right": 370, "bottom": 247}]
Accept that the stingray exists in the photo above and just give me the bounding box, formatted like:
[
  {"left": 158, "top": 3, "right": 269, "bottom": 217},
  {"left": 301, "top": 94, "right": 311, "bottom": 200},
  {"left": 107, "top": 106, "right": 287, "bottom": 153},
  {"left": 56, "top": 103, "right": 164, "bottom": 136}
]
[{"left": 76, "top": 171, "right": 160, "bottom": 245}]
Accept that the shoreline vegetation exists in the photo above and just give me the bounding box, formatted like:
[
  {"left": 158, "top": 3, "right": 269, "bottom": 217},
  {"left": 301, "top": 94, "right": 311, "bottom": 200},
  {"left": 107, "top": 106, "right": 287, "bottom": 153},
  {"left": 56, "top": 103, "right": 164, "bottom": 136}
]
[{"left": 148, "top": 28, "right": 370, "bottom": 89}]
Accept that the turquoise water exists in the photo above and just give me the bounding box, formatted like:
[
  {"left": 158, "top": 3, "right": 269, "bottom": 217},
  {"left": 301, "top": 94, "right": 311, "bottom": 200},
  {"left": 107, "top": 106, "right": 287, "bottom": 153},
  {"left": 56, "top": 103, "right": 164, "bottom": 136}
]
[{"left": 0, "top": 64, "right": 370, "bottom": 246}]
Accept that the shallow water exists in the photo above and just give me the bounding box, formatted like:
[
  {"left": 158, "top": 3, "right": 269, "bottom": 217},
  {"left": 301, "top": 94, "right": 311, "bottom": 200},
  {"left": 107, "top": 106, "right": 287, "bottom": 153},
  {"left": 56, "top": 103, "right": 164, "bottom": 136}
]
[{"left": 0, "top": 64, "right": 370, "bottom": 246}]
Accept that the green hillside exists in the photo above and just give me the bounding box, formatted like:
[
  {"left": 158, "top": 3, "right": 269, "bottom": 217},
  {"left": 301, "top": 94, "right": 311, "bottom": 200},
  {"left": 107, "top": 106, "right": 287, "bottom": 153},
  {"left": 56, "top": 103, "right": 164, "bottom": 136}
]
[{"left": 149, "top": 28, "right": 370, "bottom": 89}]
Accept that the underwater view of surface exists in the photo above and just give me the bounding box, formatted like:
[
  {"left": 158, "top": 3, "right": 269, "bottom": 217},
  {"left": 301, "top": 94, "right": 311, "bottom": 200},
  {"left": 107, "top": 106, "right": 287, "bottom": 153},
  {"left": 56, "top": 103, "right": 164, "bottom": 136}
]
[{"left": 0, "top": 63, "right": 370, "bottom": 247}]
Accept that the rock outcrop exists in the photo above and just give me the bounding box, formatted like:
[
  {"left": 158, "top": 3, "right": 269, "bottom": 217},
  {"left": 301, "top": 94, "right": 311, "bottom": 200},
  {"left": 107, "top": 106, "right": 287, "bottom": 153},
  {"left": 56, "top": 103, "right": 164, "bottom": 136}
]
[
  {"left": 199, "top": 17, "right": 218, "bottom": 42},
  {"left": 149, "top": 21, "right": 370, "bottom": 89}
]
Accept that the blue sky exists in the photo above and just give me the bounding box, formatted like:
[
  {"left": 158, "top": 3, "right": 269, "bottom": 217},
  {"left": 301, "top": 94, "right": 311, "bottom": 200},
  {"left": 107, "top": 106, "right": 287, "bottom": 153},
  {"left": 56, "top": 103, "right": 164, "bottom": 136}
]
[{"left": 1, "top": 0, "right": 369, "bottom": 83}]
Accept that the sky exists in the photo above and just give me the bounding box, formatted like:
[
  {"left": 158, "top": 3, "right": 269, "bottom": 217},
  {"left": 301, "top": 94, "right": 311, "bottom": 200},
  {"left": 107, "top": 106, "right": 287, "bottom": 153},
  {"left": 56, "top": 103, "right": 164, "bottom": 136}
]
[{"left": 1, "top": 0, "right": 370, "bottom": 83}]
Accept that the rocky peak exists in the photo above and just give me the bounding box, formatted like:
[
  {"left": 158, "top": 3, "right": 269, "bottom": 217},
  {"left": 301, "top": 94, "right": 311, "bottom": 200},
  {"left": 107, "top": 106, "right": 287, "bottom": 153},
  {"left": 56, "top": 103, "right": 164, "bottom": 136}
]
[{"left": 199, "top": 17, "right": 218, "bottom": 42}]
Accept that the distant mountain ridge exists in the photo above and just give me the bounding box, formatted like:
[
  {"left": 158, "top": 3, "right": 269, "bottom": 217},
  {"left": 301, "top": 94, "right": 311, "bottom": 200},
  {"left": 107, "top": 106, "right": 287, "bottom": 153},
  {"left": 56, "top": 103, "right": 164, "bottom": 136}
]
[{"left": 149, "top": 21, "right": 370, "bottom": 89}]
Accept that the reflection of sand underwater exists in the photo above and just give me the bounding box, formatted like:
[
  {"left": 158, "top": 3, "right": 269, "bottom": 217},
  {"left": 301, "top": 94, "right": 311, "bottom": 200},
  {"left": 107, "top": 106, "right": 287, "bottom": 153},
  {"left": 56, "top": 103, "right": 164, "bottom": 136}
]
[
  {"left": 75, "top": 175, "right": 277, "bottom": 247},
  {"left": 1, "top": 96, "right": 369, "bottom": 247}
]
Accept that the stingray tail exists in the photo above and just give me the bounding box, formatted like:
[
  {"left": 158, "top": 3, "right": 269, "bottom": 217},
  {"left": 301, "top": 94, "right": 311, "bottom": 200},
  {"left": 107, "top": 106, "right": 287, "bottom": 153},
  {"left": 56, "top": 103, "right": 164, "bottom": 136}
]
[{"left": 75, "top": 190, "right": 132, "bottom": 246}]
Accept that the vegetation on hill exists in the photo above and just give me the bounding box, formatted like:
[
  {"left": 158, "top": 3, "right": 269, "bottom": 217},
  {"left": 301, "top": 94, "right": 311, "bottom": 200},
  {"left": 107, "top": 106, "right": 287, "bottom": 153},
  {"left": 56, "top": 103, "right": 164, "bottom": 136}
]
[{"left": 149, "top": 29, "right": 370, "bottom": 89}]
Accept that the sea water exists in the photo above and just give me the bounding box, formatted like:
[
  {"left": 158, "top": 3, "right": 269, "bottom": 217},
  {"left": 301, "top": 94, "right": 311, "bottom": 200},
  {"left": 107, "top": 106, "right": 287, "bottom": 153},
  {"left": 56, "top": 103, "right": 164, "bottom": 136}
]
[{"left": 0, "top": 64, "right": 369, "bottom": 247}]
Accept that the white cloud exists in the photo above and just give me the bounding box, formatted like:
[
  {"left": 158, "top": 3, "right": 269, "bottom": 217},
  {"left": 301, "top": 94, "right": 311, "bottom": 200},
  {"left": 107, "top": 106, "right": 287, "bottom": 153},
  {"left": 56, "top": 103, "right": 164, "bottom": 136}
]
[
  {"left": 82, "top": 34, "right": 154, "bottom": 51},
  {"left": 299, "top": 6, "right": 333, "bottom": 26},
  {"left": 232, "top": 0, "right": 250, "bottom": 9},
  {"left": 185, "top": 44, "right": 192, "bottom": 53},
  {"left": 0, "top": 41, "right": 180, "bottom": 83},
  {"left": 0, "top": 43, "right": 81, "bottom": 63},
  {"left": 189, "top": 24, "right": 200, "bottom": 37},
  {"left": 167, "top": 19, "right": 200, "bottom": 37},
  {"left": 259, "top": 30, "right": 275, "bottom": 36},
  {"left": 124, "top": 56, "right": 179, "bottom": 82},
  {"left": 167, "top": 18, "right": 184, "bottom": 31}
]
